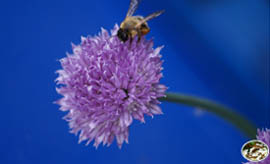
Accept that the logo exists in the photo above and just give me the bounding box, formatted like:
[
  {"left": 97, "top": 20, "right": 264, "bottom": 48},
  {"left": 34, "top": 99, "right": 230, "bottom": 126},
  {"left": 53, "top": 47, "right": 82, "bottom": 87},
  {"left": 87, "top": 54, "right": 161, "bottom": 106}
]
[{"left": 241, "top": 140, "right": 269, "bottom": 162}]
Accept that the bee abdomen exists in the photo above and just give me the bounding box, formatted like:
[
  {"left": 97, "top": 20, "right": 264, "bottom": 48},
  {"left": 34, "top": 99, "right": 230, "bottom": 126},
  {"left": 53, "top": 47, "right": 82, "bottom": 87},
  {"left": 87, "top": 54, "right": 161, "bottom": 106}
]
[{"left": 140, "top": 23, "right": 150, "bottom": 35}]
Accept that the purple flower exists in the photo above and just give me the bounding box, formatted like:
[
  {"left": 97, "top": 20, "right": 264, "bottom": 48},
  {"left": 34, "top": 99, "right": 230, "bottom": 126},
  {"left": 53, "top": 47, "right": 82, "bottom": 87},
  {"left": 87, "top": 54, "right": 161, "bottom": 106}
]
[
  {"left": 244, "top": 129, "right": 270, "bottom": 164},
  {"left": 55, "top": 25, "right": 167, "bottom": 148}
]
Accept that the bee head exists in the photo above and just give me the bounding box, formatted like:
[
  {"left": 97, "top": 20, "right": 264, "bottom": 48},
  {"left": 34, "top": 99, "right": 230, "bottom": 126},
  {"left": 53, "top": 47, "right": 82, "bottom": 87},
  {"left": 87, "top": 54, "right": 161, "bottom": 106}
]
[{"left": 117, "top": 28, "right": 129, "bottom": 42}]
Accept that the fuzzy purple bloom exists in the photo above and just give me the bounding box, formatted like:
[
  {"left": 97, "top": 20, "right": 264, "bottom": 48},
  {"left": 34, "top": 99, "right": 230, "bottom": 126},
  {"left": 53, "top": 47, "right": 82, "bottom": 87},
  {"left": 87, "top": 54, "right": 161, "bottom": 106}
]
[
  {"left": 55, "top": 25, "right": 167, "bottom": 148},
  {"left": 244, "top": 129, "right": 270, "bottom": 164}
]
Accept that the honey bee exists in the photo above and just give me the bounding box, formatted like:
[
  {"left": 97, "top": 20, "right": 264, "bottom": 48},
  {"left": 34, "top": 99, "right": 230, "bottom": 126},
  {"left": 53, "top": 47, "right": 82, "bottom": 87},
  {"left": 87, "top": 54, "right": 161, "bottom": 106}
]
[{"left": 117, "top": 0, "right": 164, "bottom": 43}]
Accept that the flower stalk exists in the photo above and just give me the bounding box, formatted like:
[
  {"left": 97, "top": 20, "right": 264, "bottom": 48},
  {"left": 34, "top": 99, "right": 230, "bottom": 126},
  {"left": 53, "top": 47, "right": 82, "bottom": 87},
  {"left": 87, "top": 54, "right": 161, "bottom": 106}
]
[{"left": 159, "top": 92, "right": 257, "bottom": 139}]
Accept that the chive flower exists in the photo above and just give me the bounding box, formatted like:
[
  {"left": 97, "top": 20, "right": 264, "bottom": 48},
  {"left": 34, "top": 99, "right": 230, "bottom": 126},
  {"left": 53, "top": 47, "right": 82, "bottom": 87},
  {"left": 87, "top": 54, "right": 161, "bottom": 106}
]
[{"left": 55, "top": 25, "right": 167, "bottom": 148}]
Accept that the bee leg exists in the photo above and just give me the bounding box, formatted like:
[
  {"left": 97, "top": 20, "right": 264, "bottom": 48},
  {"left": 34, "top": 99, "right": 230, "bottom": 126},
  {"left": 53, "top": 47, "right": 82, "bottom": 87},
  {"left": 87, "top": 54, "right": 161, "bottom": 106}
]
[
  {"left": 129, "top": 37, "right": 133, "bottom": 49},
  {"left": 137, "top": 36, "right": 141, "bottom": 43},
  {"left": 137, "top": 30, "right": 142, "bottom": 43},
  {"left": 129, "top": 37, "right": 133, "bottom": 45}
]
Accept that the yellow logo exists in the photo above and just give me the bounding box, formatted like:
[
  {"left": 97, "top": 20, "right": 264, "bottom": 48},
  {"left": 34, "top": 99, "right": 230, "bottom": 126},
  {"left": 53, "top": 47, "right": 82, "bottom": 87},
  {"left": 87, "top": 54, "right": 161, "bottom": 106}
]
[{"left": 241, "top": 140, "right": 269, "bottom": 162}]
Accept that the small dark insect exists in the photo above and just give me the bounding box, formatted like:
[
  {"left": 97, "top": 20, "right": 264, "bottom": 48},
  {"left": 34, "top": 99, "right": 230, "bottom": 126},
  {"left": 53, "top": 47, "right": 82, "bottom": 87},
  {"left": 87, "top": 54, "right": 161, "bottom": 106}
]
[{"left": 117, "top": 0, "right": 164, "bottom": 44}]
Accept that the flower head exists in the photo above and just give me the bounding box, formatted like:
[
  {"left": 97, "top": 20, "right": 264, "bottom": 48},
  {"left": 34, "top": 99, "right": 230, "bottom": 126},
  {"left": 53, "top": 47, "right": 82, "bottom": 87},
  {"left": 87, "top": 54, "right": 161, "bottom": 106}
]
[
  {"left": 55, "top": 25, "right": 167, "bottom": 148},
  {"left": 244, "top": 128, "right": 270, "bottom": 164}
]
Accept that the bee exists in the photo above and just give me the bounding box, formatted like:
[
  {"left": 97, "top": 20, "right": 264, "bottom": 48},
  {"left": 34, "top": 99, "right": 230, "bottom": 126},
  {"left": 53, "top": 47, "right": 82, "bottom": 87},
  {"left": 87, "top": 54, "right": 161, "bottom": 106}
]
[{"left": 117, "top": 0, "right": 164, "bottom": 43}]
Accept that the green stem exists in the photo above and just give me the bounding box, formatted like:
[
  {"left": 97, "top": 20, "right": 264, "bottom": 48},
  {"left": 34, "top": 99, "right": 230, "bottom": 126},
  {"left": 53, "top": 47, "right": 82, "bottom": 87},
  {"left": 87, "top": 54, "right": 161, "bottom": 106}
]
[{"left": 159, "top": 92, "right": 257, "bottom": 139}]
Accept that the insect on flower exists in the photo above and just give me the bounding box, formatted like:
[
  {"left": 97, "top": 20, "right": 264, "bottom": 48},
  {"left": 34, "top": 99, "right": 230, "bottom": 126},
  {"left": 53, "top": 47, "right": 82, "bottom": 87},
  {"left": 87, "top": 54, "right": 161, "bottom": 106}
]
[
  {"left": 117, "top": 0, "right": 164, "bottom": 44},
  {"left": 55, "top": 25, "right": 167, "bottom": 148}
]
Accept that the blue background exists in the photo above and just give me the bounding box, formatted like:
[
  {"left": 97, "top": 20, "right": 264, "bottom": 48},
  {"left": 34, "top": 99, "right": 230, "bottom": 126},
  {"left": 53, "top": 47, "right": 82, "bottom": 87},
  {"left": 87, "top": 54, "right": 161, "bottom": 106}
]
[{"left": 0, "top": 0, "right": 269, "bottom": 163}]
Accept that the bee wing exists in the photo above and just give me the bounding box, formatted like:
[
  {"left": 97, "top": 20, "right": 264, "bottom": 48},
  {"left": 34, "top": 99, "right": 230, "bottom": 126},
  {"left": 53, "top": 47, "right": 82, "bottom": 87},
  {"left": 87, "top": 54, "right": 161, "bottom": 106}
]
[
  {"left": 135, "top": 10, "right": 165, "bottom": 28},
  {"left": 126, "top": 0, "right": 141, "bottom": 17}
]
